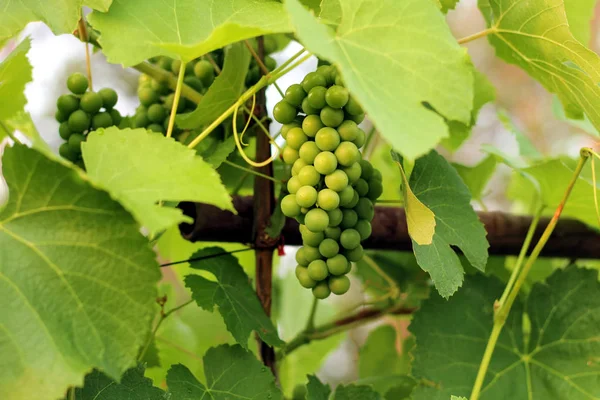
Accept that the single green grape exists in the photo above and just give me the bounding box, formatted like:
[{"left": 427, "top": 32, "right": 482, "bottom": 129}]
[
  {"left": 98, "top": 88, "right": 118, "bottom": 109},
  {"left": 302, "top": 229, "right": 325, "bottom": 247},
  {"left": 194, "top": 60, "right": 215, "bottom": 87},
  {"left": 138, "top": 87, "right": 159, "bottom": 106},
  {"left": 344, "top": 96, "right": 363, "bottom": 116},
  {"left": 164, "top": 93, "right": 187, "bottom": 113},
  {"left": 282, "top": 146, "right": 300, "bottom": 165},
  {"left": 335, "top": 142, "right": 360, "bottom": 167},
  {"left": 315, "top": 127, "right": 341, "bottom": 152},
  {"left": 316, "top": 65, "right": 335, "bottom": 85},
  {"left": 171, "top": 59, "right": 182, "bottom": 75},
  {"left": 352, "top": 128, "right": 367, "bottom": 147},
  {"left": 67, "top": 72, "right": 89, "bottom": 95},
  {"left": 301, "top": 97, "right": 320, "bottom": 115},
  {"left": 355, "top": 219, "right": 372, "bottom": 240},
  {"left": 264, "top": 36, "right": 277, "bottom": 54},
  {"left": 359, "top": 159, "right": 374, "bottom": 180},
  {"left": 57, "top": 94, "right": 80, "bottom": 116},
  {"left": 148, "top": 123, "right": 164, "bottom": 133},
  {"left": 303, "top": 245, "right": 322, "bottom": 263},
  {"left": 109, "top": 109, "right": 122, "bottom": 126},
  {"left": 325, "top": 169, "right": 349, "bottom": 192},
  {"left": 327, "top": 254, "right": 348, "bottom": 275},
  {"left": 274, "top": 100, "right": 297, "bottom": 124},
  {"left": 245, "top": 66, "right": 260, "bottom": 87},
  {"left": 299, "top": 141, "right": 320, "bottom": 164},
  {"left": 292, "top": 158, "right": 308, "bottom": 176},
  {"left": 317, "top": 188, "right": 340, "bottom": 211},
  {"left": 319, "top": 238, "right": 339, "bottom": 258},
  {"left": 286, "top": 127, "right": 308, "bottom": 150},
  {"left": 312, "top": 281, "right": 331, "bottom": 299},
  {"left": 296, "top": 186, "right": 318, "bottom": 208},
  {"left": 344, "top": 245, "right": 364, "bottom": 262},
  {"left": 372, "top": 169, "right": 383, "bottom": 181},
  {"left": 325, "top": 85, "right": 349, "bottom": 108},
  {"left": 91, "top": 112, "right": 113, "bottom": 130},
  {"left": 354, "top": 179, "right": 369, "bottom": 197},
  {"left": 59, "top": 122, "right": 72, "bottom": 140},
  {"left": 55, "top": 110, "right": 67, "bottom": 123},
  {"left": 320, "top": 106, "right": 345, "bottom": 128},
  {"left": 324, "top": 226, "right": 342, "bottom": 241},
  {"left": 184, "top": 76, "right": 204, "bottom": 92},
  {"left": 281, "top": 122, "right": 301, "bottom": 139},
  {"left": 296, "top": 266, "right": 318, "bottom": 289},
  {"left": 307, "top": 86, "right": 327, "bottom": 109},
  {"left": 302, "top": 114, "right": 324, "bottom": 137},
  {"left": 329, "top": 275, "right": 351, "bottom": 295},
  {"left": 339, "top": 186, "right": 355, "bottom": 207},
  {"left": 68, "top": 110, "right": 91, "bottom": 133},
  {"left": 313, "top": 151, "right": 338, "bottom": 175},
  {"left": 285, "top": 84, "right": 307, "bottom": 107},
  {"left": 147, "top": 104, "right": 167, "bottom": 123},
  {"left": 305, "top": 208, "right": 329, "bottom": 232},
  {"left": 355, "top": 197, "right": 375, "bottom": 220},
  {"left": 301, "top": 72, "right": 328, "bottom": 93},
  {"left": 59, "top": 142, "right": 79, "bottom": 162},
  {"left": 367, "top": 179, "right": 384, "bottom": 201},
  {"left": 80, "top": 91, "right": 103, "bottom": 114},
  {"left": 157, "top": 57, "right": 173, "bottom": 71},
  {"left": 349, "top": 113, "right": 366, "bottom": 125},
  {"left": 326, "top": 208, "right": 343, "bottom": 227},
  {"left": 134, "top": 110, "right": 149, "bottom": 128},
  {"left": 337, "top": 120, "right": 359, "bottom": 142},
  {"left": 343, "top": 162, "right": 362, "bottom": 184},
  {"left": 298, "top": 165, "right": 321, "bottom": 187},
  {"left": 346, "top": 190, "right": 360, "bottom": 208},
  {"left": 67, "top": 133, "right": 85, "bottom": 154},
  {"left": 151, "top": 78, "right": 170, "bottom": 95},
  {"left": 308, "top": 259, "right": 329, "bottom": 281},
  {"left": 265, "top": 56, "right": 277, "bottom": 71},
  {"left": 287, "top": 176, "right": 302, "bottom": 194},
  {"left": 334, "top": 74, "right": 344, "bottom": 86},
  {"left": 340, "top": 209, "right": 358, "bottom": 229},
  {"left": 296, "top": 247, "right": 309, "bottom": 266},
  {"left": 281, "top": 194, "right": 302, "bottom": 217},
  {"left": 340, "top": 229, "right": 361, "bottom": 249}
]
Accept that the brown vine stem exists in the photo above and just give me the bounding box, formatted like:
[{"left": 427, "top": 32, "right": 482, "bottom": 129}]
[
  {"left": 470, "top": 149, "right": 591, "bottom": 400},
  {"left": 77, "top": 16, "right": 93, "bottom": 91},
  {"left": 457, "top": 27, "right": 496, "bottom": 45},
  {"left": 243, "top": 40, "right": 285, "bottom": 97}
]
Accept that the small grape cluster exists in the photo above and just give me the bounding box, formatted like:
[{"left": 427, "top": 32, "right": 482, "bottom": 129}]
[
  {"left": 55, "top": 72, "right": 122, "bottom": 165},
  {"left": 274, "top": 66, "right": 383, "bottom": 299}
]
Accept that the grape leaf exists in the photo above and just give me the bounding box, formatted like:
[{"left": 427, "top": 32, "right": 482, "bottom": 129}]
[
  {"left": 84, "top": 0, "right": 113, "bottom": 12},
  {"left": 307, "top": 375, "right": 331, "bottom": 400},
  {"left": 359, "top": 326, "right": 409, "bottom": 378},
  {"left": 439, "top": 0, "right": 460, "bottom": 13},
  {"left": 479, "top": 0, "right": 600, "bottom": 133},
  {"left": 452, "top": 155, "right": 497, "bottom": 202},
  {"left": 0, "top": 39, "right": 31, "bottom": 122},
  {"left": 166, "top": 344, "right": 282, "bottom": 399},
  {"left": 451, "top": 397, "right": 468, "bottom": 400},
  {"left": 88, "top": 0, "right": 292, "bottom": 67},
  {"left": 551, "top": 96, "right": 599, "bottom": 138},
  {"left": 177, "top": 42, "right": 251, "bottom": 130},
  {"left": 319, "top": 0, "right": 341, "bottom": 24},
  {"left": 184, "top": 246, "right": 283, "bottom": 348},
  {"left": 410, "top": 266, "right": 600, "bottom": 399},
  {"left": 564, "top": 0, "right": 596, "bottom": 45},
  {"left": 354, "top": 375, "right": 415, "bottom": 400},
  {"left": 0, "top": 145, "right": 160, "bottom": 399},
  {"left": 286, "top": 0, "right": 474, "bottom": 160},
  {"left": 0, "top": 1, "right": 81, "bottom": 41},
  {"left": 194, "top": 135, "right": 236, "bottom": 168},
  {"left": 401, "top": 150, "right": 489, "bottom": 298},
  {"left": 496, "top": 110, "right": 543, "bottom": 158},
  {"left": 72, "top": 365, "right": 166, "bottom": 399},
  {"left": 82, "top": 127, "right": 234, "bottom": 235},
  {"left": 333, "top": 384, "right": 383, "bottom": 400}
]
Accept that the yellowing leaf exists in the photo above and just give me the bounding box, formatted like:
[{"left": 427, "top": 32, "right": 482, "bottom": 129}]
[{"left": 398, "top": 161, "right": 436, "bottom": 246}]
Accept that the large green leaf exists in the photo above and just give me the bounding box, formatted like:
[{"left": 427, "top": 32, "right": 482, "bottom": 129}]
[
  {"left": 72, "top": 365, "right": 166, "bottom": 399},
  {"left": 184, "top": 247, "right": 283, "bottom": 348},
  {"left": 405, "top": 150, "right": 489, "bottom": 298},
  {"left": 82, "top": 127, "right": 234, "bottom": 235},
  {"left": 0, "top": 145, "right": 160, "bottom": 399},
  {"left": 0, "top": 39, "right": 31, "bottom": 122},
  {"left": 479, "top": 0, "right": 600, "bottom": 132},
  {"left": 0, "top": 1, "right": 81, "bottom": 41},
  {"left": 410, "top": 266, "right": 600, "bottom": 399},
  {"left": 286, "top": 0, "right": 474, "bottom": 160},
  {"left": 177, "top": 42, "right": 251, "bottom": 130},
  {"left": 88, "top": 0, "right": 292, "bottom": 66},
  {"left": 306, "top": 375, "right": 332, "bottom": 400},
  {"left": 564, "top": 0, "right": 596, "bottom": 45},
  {"left": 166, "top": 345, "right": 282, "bottom": 399}
]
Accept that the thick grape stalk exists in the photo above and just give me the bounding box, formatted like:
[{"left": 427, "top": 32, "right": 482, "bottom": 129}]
[{"left": 275, "top": 66, "right": 383, "bottom": 299}]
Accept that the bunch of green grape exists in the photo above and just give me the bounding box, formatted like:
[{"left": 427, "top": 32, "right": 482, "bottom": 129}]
[
  {"left": 55, "top": 72, "right": 122, "bottom": 165},
  {"left": 274, "top": 66, "right": 383, "bottom": 299}
]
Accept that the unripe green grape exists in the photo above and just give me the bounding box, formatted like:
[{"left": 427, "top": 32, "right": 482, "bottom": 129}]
[
  {"left": 302, "top": 229, "right": 325, "bottom": 247},
  {"left": 287, "top": 177, "right": 302, "bottom": 194},
  {"left": 296, "top": 247, "right": 309, "bottom": 266},
  {"left": 354, "top": 179, "right": 369, "bottom": 197},
  {"left": 148, "top": 104, "right": 167, "bottom": 123},
  {"left": 316, "top": 65, "right": 335, "bottom": 85},
  {"left": 281, "top": 194, "right": 301, "bottom": 217},
  {"left": 352, "top": 128, "right": 366, "bottom": 147},
  {"left": 344, "top": 96, "right": 363, "bottom": 116},
  {"left": 343, "top": 162, "right": 362, "bottom": 183},
  {"left": 324, "top": 205, "right": 342, "bottom": 224},
  {"left": 264, "top": 36, "right": 277, "bottom": 53},
  {"left": 305, "top": 208, "right": 329, "bottom": 232},
  {"left": 134, "top": 111, "right": 150, "bottom": 128},
  {"left": 337, "top": 120, "right": 359, "bottom": 142},
  {"left": 349, "top": 113, "right": 365, "bottom": 124},
  {"left": 296, "top": 186, "right": 318, "bottom": 208},
  {"left": 285, "top": 84, "right": 306, "bottom": 107},
  {"left": 339, "top": 186, "right": 355, "bottom": 207},
  {"left": 170, "top": 59, "right": 182, "bottom": 74},
  {"left": 327, "top": 254, "right": 348, "bottom": 275},
  {"left": 334, "top": 74, "right": 344, "bottom": 86},
  {"left": 315, "top": 127, "right": 340, "bottom": 151},
  {"left": 273, "top": 100, "right": 297, "bottom": 124},
  {"left": 109, "top": 109, "right": 122, "bottom": 126},
  {"left": 245, "top": 67, "right": 259, "bottom": 87},
  {"left": 148, "top": 123, "right": 164, "bottom": 133},
  {"left": 157, "top": 57, "right": 173, "bottom": 71},
  {"left": 344, "top": 245, "right": 364, "bottom": 262},
  {"left": 325, "top": 85, "right": 349, "bottom": 108},
  {"left": 184, "top": 76, "right": 204, "bottom": 92},
  {"left": 340, "top": 209, "right": 358, "bottom": 229},
  {"left": 301, "top": 97, "right": 319, "bottom": 115},
  {"left": 320, "top": 106, "right": 345, "bottom": 128},
  {"left": 329, "top": 275, "right": 350, "bottom": 295},
  {"left": 298, "top": 165, "right": 321, "bottom": 186},
  {"left": 367, "top": 179, "right": 384, "bottom": 201},
  {"left": 304, "top": 245, "right": 322, "bottom": 262},
  {"left": 355, "top": 197, "right": 375, "bottom": 220},
  {"left": 194, "top": 60, "right": 215, "bottom": 86},
  {"left": 296, "top": 266, "right": 318, "bottom": 288},
  {"left": 372, "top": 169, "right": 383, "bottom": 181},
  {"left": 57, "top": 94, "right": 80, "bottom": 115},
  {"left": 325, "top": 170, "right": 349, "bottom": 192},
  {"left": 319, "top": 238, "right": 339, "bottom": 258},
  {"left": 265, "top": 56, "right": 277, "bottom": 71},
  {"left": 59, "top": 142, "right": 79, "bottom": 162},
  {"left": 340, "top": 229, "right": 361, "bottom": 249},
  {"left": 286, "top": 127, "right": 308, "bottom": 150},
  {"left": 67, "top": 72, "right": 88, "bottom": 94},
  {"left": 359, "top": 160, "right": 374, "bottom": 180},
  {"left": 292, "top": 158, "right": 308, "bottom": 176},
  {"left": 308, "top": 260, "right": 329, "bottom": 281},
  {"left": 282, "top": 146, "right": 300, "bottom": 165},
  {"left": 307, "top": 86, "right": 327, "bottom": 109},
  {"left": 80, "top": 91, "right": 103, "bottom": 114},
  {"left": 138, "top": 87, "right": 159, "bottom": 106},
  {"left": 98, "top": 88, "right": 118, "bottom": 109},
  {"left": 355, "top": 219, "right": 372, "bottom": 240},
  {"left": 164, "top": 93, "right": 187, "bottom": 113},
  {"left": 59, "top": 122, "right": 72, "bottom": 140},
  {"left": 317, "top": 188, "right": 340, "bottom": 211},
  {"left": 92, "top": 112, "right": 113, "bottom": 130},
  {"left": 68, "top": 133, "right": 85, "bottom": 154},
  {"left": 325, "top": 226, "right": 342, "bottom": 241},
  {"left": 346, "top": 190, "right": 360, "bottom": 208},
  {"left": 335, "top": 142, "right": 360, "bottom": 167},
  {"left": 68, "top": 110, "right": 91, "bottom": 133},
  {"left": 302, "top": 114, "right": 324, "bottom": 137},
  {"left": 299, "top": 141, "right": 320, "bottom": 164},
  {"left": 313, "top": 151, "right": 337, "bottom": 175},
  {"left": 280, "top": 122, "right": 300, "bottom": 139},
  {"left": 312, "top": 281, "right": 331, "bottom": 299},
  {"left": 55, "top": 110, "right": 67, "bottom": 123},
  {"left": 301, "top": 72, "right": 327, "bottom": 93}
]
